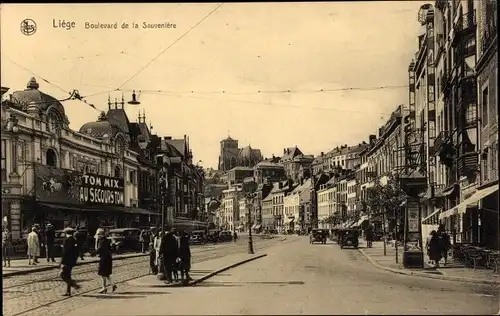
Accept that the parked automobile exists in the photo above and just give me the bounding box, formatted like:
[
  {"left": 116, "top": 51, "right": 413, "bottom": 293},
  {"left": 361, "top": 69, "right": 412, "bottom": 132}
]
[
  {"left": 219, "top": 231, "right": 233, "bottom": 242},
  {"left": 207, "top": 229, "right": 220, "bottom": 243},
  {"left": 107, "top": 228, "right": 141, "bottom": 253},
  {"left": 339, "top": 229, "right": 359, "bottom": 249},
  {"left": 190, "top": 230, "right": 206, "bottom": 245}
]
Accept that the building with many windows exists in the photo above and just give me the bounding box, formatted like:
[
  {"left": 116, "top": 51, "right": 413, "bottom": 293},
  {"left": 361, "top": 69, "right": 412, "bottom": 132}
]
[{"left": 1, "top": 79, "right": 159, "bottom": 243}]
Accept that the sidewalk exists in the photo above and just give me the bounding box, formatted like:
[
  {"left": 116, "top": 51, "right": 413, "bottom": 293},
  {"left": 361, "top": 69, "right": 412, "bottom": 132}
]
[
  {"left": 127, "top": 252, "right": 267, "bottom": 287},
  {"left": 2, "top": 252, "right": 148, "bottom": 277},
  {"left": 358, "top": 240, "right": 500, "bottom": 285}
]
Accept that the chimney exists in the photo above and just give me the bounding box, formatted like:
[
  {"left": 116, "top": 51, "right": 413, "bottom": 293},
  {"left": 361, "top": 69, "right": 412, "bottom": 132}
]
[
  {"left": 321, "top": 152, "right": 324, "bottom": 157},
  {"left": 369, "top": 135, "right": 376, "bottom": 144},
  {"left": 287, "top": 148, "right": 290, "bottom": 155},
  {"left": 283, "top": 148, "right": 286, "bottom": 154},
  {"left": 164, "top": 136, "right": 172, "bottom": 140}
]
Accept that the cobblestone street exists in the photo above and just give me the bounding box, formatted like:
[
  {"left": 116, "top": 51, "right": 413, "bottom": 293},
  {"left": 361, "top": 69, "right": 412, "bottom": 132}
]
[{"left": 2, "top": 236, "right": 286, "bottom": 316}]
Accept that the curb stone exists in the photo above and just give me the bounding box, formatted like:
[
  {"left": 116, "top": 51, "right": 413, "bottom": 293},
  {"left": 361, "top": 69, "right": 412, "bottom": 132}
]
[
  {"left": 2, "top": 253, "right": 149, "bottom": 277},
  {"left": 128, "top": 253, "right": 268, "bottom": 288},
  {"left": 358, "top": 248, "right": 500, "bottom": 286}
]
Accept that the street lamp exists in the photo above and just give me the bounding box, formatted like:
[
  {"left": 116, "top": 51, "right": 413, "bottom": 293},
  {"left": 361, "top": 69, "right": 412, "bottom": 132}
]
[
  {"left": 246, "top": 193, "right": 255, "bottom": 254},
  {"left": 5, "top": 114, "right": 20, "bottom": 176},
  {"left": 155, "top": 154, "right": 171, "bottom": 281}
]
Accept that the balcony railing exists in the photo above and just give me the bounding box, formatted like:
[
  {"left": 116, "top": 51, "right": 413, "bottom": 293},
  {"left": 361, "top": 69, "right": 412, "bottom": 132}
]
[
  {"left": 457, "top": 151, "right": 478, "bottom": 177},
  {"left": 434, "top": 131, "right": 450, "bottom": 155},
  {"left": 454, "top": 10, "right": 477, "bottom": 33},
  {"left": 480, "top": 16, "right": 498, "bottom": 55}
]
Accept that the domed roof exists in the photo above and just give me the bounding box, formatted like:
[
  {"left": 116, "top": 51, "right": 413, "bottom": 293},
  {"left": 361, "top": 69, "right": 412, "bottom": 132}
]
[
  {"left": 79, "top": 112, "right": 115, "bottom": 138},
  {"left": 11, "top": 78, "right": 66, "bottom": 118}
]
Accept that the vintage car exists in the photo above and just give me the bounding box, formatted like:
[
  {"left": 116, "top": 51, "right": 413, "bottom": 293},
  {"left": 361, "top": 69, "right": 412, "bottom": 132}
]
[
  {"left": 309, "top": 229, "right": 328, "bottom": 244},
  {"left": 339, "top": 229, "right": 359, "bottom": 249},
  {"left": 190, "top": 230, "right": 206, "bottom": 245},
  {"left": 219, "top": 231, "right": 233, "bottom": 242},
  {"left": 107, "top": 228, "right": 141, "bottom": 253}
]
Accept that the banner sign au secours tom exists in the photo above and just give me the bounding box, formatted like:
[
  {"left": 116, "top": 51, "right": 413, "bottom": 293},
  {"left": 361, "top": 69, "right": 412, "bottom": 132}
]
[{"left": 79, "top": 174, "right": 124, "bottom": 206}]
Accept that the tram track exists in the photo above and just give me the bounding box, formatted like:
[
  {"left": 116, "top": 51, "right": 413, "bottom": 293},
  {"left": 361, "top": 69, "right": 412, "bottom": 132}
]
[
  {"left": 2, "top": 244, "right": 221, "bottom": 290},
  {"left": 4, "top": 237, "right": 293, "bottom": 316}
]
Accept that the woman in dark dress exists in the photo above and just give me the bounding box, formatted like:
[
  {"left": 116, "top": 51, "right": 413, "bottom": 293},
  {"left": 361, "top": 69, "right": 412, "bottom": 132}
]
[
  {"left": 178, "top": 231, "right": 192, "bottom": 282},
  {"left": 95, "top": 228, "right": 117, "bottom": 293},
  {"left": 427, "top": 230, "right": 442, "bottom": 268}
]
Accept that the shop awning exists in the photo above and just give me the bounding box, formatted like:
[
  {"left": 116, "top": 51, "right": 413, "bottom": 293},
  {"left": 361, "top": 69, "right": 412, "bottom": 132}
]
[
  {"left": 422, "top": 208, "right": 442, "bottom": 225},
  {"left": 39, "top": 203, "right": 86, "bottom": 212},
  {"left": 105, "top": 205, "right": 160, "bottom": 216},
  {"left": 251, "top": 224, "right": 258, "bottom": 229},
  {"left": 283, "top": 217, "right": 294, "bottom": 225},
  {"left": 341, "top": 221, "right": 353, "bottom": 228},
  {"left": 254, "top": 225, "right": 261, "bottom": 230},
  {"left": 349, "top": 215, "right": 369, "bottom": 228},
  {"left": 237, "top": 224, "right": 244, "bottom": 229},
  {"left": 439, "top": 185, "right": 498, "bottom": 220},
  {"left": 38, "top": 202, "right": 159, "bottom": 216}
]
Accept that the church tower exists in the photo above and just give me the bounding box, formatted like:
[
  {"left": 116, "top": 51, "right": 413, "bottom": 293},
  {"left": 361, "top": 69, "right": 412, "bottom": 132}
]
[{"left": 218, "top": 136, "right": 238, "bottom": 171}]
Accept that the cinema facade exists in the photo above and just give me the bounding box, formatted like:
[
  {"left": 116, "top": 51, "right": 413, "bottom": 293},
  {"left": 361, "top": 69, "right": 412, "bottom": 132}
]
[{"left": 1, "top": 79, "right": 158, "bottom": 242}]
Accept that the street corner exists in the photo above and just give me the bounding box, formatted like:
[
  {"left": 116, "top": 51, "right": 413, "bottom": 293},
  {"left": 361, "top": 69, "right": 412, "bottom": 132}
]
[
  {"left": 126, "top": 253, "right": 268, "bottom": 289},
  {"left": 358, "top": 246, "right": 500, "bottom": 286},
  {"left": 126, "top": 275, "right": 194, "bottom": 288}
]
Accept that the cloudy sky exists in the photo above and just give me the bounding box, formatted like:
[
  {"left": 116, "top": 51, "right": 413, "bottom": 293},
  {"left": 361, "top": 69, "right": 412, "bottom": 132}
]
[{"left": 1, "top": 2, "right": 428, "bottom": 169}]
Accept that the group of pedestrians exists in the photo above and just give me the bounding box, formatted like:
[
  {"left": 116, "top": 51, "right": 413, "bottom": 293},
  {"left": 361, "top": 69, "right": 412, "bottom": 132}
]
[
  {"left": 58, "top": 226, "right": 117, "bottom": 296},
  {"left": 426, "top": 224, "right": 452, "bottom": 268},
  {"left": 150, "top": 228, "right": 192, "bottom": 284}
]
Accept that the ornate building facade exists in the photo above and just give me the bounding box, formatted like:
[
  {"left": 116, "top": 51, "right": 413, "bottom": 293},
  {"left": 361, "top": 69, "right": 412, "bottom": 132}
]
[{"left": 1, "top": 78, "right": 158, "bottom": 245}]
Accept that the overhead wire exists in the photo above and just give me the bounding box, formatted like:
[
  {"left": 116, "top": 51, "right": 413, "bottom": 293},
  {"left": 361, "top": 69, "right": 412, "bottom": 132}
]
[
  {"left": 145, "top": 90, "right": 394, "bottom": 115},
  {"left": 116, "top": 3, "right": 224, "bottom": 90},
  {"left": 79, "top": 84, "right": 409, "bottom": 101}
]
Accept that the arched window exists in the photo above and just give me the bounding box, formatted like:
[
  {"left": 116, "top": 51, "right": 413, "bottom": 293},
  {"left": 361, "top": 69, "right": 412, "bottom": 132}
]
[
  {"left": 114, "top": 165, "right": 121, "bottom": 178},
  {"left": 46, "top": 149, "right": 57, "bottom": 167}
]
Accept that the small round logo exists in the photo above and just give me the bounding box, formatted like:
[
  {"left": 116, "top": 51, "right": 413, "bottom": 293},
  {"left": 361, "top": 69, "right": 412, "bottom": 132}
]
[{"left": 20, "top": 19, "right": 37, "bottom": 36}]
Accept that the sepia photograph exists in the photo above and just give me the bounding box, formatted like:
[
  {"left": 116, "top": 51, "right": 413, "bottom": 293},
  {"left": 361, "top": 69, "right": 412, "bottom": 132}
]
[{"left": 1, "top": 1, "right": 499, "bottom": 315}]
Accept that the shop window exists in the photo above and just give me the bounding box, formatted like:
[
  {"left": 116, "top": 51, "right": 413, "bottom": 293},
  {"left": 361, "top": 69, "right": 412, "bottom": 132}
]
[
  {"left": 46, "top": 149, "right": 57, "bottom": 167},
  {"left": 481, "top": 86, "right": 489, "bottom": 126},
  {"left": 114, "top": 166, "right": 121, "bottom": 178}
]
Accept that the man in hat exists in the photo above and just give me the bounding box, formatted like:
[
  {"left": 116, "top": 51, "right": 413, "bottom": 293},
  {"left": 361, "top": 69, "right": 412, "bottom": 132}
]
[
  {"left": 160, "top": 229, "right": 179, "bottom": 284},
  {"left": 45, "top": 223, "right": 56, "bottom": 263},
  {"left": 60, "top": 227, "right": 81, "bottom": 296}
]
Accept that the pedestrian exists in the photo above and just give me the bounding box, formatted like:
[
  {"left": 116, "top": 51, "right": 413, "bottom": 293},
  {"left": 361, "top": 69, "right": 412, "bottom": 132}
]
[
  {"left": 2, "top": 226, "right": 13, "bottom": 267},
  {"left": 437, "top": 224, "right": 451, "bottom": 266},
  {"left": 153, "top": 231, "right": 162, "bottom": 272},
  {"left": 27, "top": 226, "right": 40, "bottom": 265},
  {"left": 74, "top": 228, "right": 86, "bottom": 260},
  {"left": 139, "top": 229, "right": 145, "bottom": 253},
  {"left": 160, "top": 229, "right": 179, "bottom": 284},
  {"left": 178, "top": 231, "right": 192, "bottom": 283},
  {"left": 427, "top": 230, "right": 442, "bottom": 268},
  {"left": 34, "top": 224, "right": 42, "bottom": 263},
  {"left": 60, "top": 227, "right": 81, "bottom": 296},
  {"left": 95, "top": 228, "right": 117, "bottom": 294},
  {"left": 45, "top": 223, "right": 56, "bottom": 263},
  {"left": 149, "top": 241, "right": 157, "bottom": 274},
  {"left": 233, "top": 231, "right": 238, "bottom": 242},
  {"left": 365, "top": 224, "right": 374, "bottom": 248},
  {"left": 172, "top": 229, "right": 180, "bottom": 282}
]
